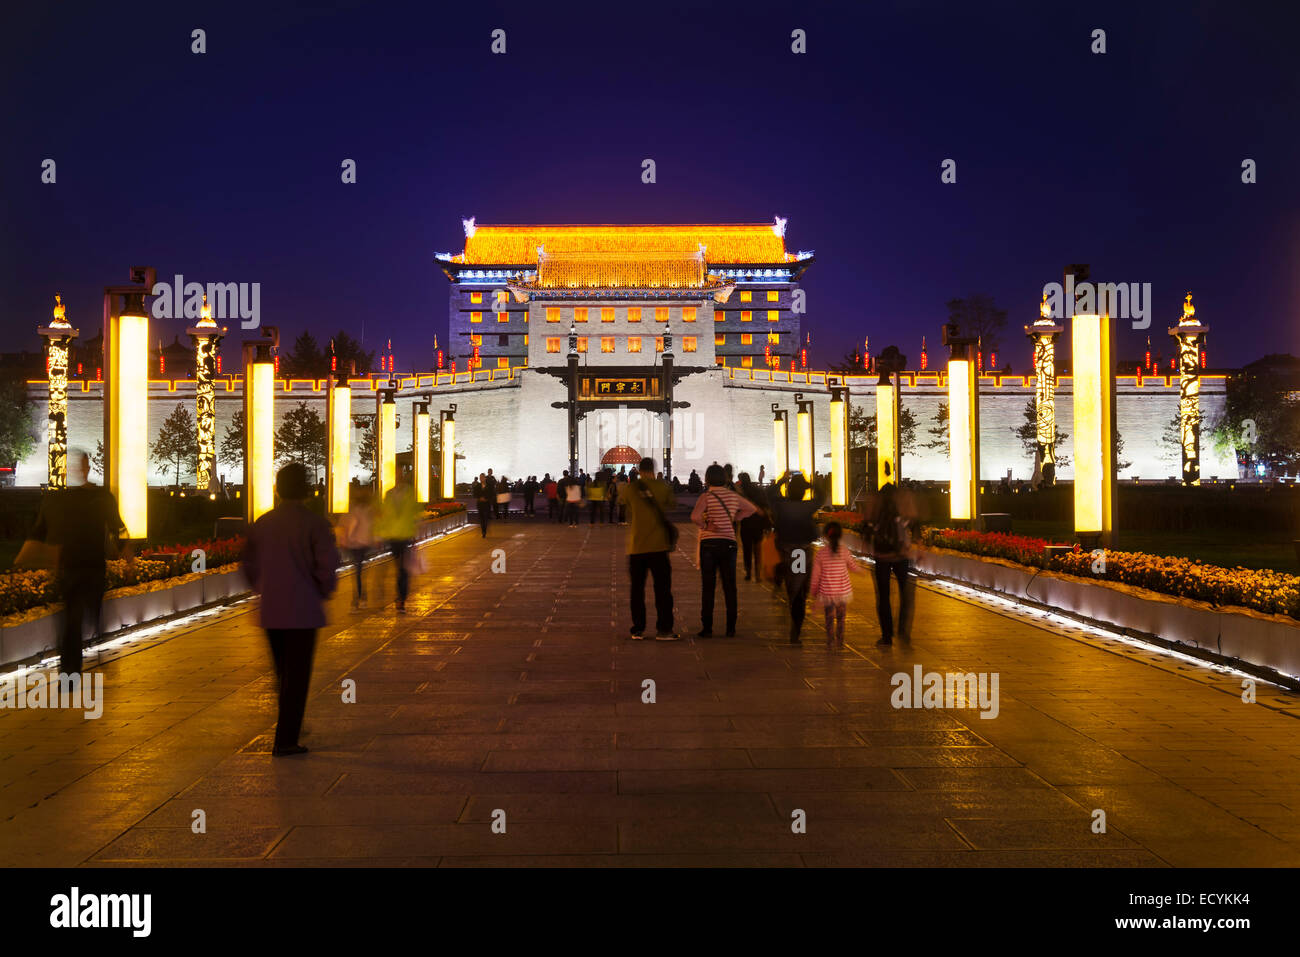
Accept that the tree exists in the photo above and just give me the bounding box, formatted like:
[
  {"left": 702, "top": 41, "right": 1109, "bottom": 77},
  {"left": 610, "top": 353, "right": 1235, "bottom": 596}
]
[
  {"left": 281, "top": 331, "right": 326, "bottom": 379},
  {"left": 923, "top": 402, "right": 948, "bottom": 452},
  {"left": 0, "top": 372, "right": 37, "bottom": 466},
  {"left": 275, "top": 401, "right": 326, "bottom": 482},
  {"left": 946, "top": 294, "right": 1007, "bottom": 366},
  {"left": 1013, "top": 398, "right": 1070, "bottom": 470},
  {"left": 90, "top": 440, "right": 104, "bottom": 480},
  {"left": 151, "top": 403, "right": 198, "bottom": 487},
  {"left": 857, "top": 407, "right": 919, "bottom": 454},
  {"left": 1207, "top": 365, "right": 1300, "bottom": 474},
  {"left": 221, "top": 409, "right": 245, "bottom": 471},
  {"left": 357, "top": 417, "right": 377, "bottom": 483},
  {"left": 331, "top": 331, "right": 375, "bottom": 376}
]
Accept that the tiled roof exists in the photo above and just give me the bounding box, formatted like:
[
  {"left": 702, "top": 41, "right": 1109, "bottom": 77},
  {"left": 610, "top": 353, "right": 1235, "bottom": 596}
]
[
  {"left": 458, "top": 224, "right": 792, "bottom": 265},
  {"left": 537, "top": 251, "right": 706, "bottom": 289}
]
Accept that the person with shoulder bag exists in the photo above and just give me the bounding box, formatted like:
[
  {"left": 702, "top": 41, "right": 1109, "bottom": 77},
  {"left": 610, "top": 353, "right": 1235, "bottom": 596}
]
[
  {"left": 618, "top": 457, "right": 679, "bottom": 640},
  {"left": 689, "top": 464, "right": 757, "bottom": 637}
]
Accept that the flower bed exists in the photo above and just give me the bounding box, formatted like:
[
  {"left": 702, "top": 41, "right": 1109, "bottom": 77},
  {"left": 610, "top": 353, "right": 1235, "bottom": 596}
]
[
  {"left": 918, "top": 527, "right": 1300, "bottom": 620},
  {"left": 137, "top": 537, "right": 243, "bottom": 576},
  {"left": 423, "top": 501, "right": 467, "bottom": 518}
]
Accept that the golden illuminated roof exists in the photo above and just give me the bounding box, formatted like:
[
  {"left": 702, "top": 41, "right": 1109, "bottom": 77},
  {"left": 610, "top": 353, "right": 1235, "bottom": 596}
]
[
  {"left": 535, "top": 250, "right": 710, "bottom": 289},
  {"left": 457, "top": 224, "right": 794, "bottom": 265}
]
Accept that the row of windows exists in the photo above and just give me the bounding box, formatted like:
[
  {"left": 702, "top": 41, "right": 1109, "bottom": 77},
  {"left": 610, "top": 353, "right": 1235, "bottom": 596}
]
[
  {"left": 468, "top": 290, "right": 511, "bottom": 304},
  {"left": 544, "top": 336, "right": 698, "bottom": 354},
  {"left": 715, "top": 333, "right": 779, "bottom": 345},
  {"left": 737, "top": 290, "right": 781, "bottom": 303},
  {"left": 470, "top": 334, "right": 531, "bottom": 347},
  {"left": 469, "top": 290, "right": 780, "bottom": 305},
  {"left": 715, "top": 310, "right": 782, "bottom": 322},
  {"left": 545, "top": 306, "right": 696, "bottom": 323}
]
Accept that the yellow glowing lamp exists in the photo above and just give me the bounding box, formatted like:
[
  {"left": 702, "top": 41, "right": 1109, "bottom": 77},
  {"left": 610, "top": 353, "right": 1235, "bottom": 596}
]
[
  {"left": 828, "top": 385, "right": 848, "bottom": 507},
  {"left": 1072, "top": 313, "right": 1114, "bottom": 541},
  {"left": 246, "top": 359, "right": 275, "bottom": 522},
  {"left": 327, "top": 379, "right": 351, "bottom": 514},
  {"left": 772, "top": 406, "right": 788, "bottom": 479},
  {"left": 947, "top": 357, "right": 977, "bottom": 521},
  {"left": 379, "top": 393, "right": 397, "bottom": 498},
  {"left": 440, "top": 411, "right": 456, "bottom": 501},
  {"left": 414, "top": 403, "right": 430, "bottom": 504},
  {"left": 106, "top": 295, "right": 149, "bottom": 538},
  {"left": 876, "top": 378, "right": 898, "bottom": 490},
  {"left": 796, "top": 409, "right": 812, "bottom": 481}
]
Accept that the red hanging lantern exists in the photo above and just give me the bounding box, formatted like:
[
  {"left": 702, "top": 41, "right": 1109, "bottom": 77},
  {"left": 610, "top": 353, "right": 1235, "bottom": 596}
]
[
  {"left": 436, "top": 349, "right": 444, "bottom": 370},
  {"left": 216, "top": 355, "right": 222, "bottom": 374},
  {"left": 1200, "top": 348, "right": 1207, "bottom": 369}
]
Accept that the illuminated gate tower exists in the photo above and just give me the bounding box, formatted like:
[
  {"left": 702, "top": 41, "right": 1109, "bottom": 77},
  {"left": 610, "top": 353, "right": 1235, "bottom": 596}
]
[
  {"left": 1169, "top": 292, "right": 1208, "bottom": 485},
  {"left": 187, "top": 295, "right": 226, "bottom": 490},
  {"left": 38, "top": 295, "right": 78, "bottom": 487},
  {"left": 1025, "top": 292, "right": 1063, "bottom": 485}
]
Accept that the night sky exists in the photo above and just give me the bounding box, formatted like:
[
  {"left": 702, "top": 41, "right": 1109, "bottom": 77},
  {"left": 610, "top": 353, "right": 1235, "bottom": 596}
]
[{"left": 4, "top": 0, "right": 1298, "bottom": 372}]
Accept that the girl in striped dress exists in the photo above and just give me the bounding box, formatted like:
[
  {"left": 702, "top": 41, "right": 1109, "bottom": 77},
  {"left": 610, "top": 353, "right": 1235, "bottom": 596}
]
[{"left": 810, "top": 522, "right": 858, "bottom": 647}]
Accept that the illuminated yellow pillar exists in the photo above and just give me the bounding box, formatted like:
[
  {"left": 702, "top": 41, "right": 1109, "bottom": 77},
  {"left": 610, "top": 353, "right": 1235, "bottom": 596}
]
[
  {"left": 188, "top": 295, "right": 226, "bottom": 491},
  {"left": 946, "top": 356, "right": 978, "bottom": 521},
  {"left": 104, "top": 273, "right": 152, "bottom": 539},
  {"left": 771, "top": 404, "right": 789, "bottom": 480},
  {"left": 414, "top": 401, "right": 430, "bottom": 504},
  {"left": 377, "top": 388, "right": 396, "bottom": 497},
  {"left": 875, "top": 372, "right": 899, "bottom": 489},
  {"left": 828, "top": 382, "right": 849, "bottom": 506},
  {"left": 1026, "top": 292, "right": 1063, "bottom": 485},
  {"left": 326, "top": 373, "right": 351, "bottom": 514},
  {"left": 440, "top": 405, "right": 457, "bottom": 500},
  {"left": 243, "top": 338, "right": 276, "bottom": 523},
  {"left": 38, "top": 295, "right": 78, "bottom": 488},
  {"left": 1071, "top": 311, "right": 1115, "bottom": 544},
  {"left": 1169, "top": 292, "right": 1208, "bottom": 486}
]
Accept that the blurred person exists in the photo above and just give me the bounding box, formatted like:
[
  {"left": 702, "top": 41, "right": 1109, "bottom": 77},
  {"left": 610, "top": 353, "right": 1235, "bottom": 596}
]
[
  {"left": 339, "top": 487, "right": 376, "bottom": 608},
  {"left": 524, "top": 475, "right": 538, "bottom": 516},
  {"left": 735, "top": 471, "right": 771, "bottom": 581},
  {"left": 21, "top": 449, "right": 125, "bottom": 674},
  {"left": 863, "top": 482, "right": 918, "bottom": 645},
  {"left": 690, "top": 463, "right": 757, "bottom": 637},
  {"left": 767, "top": 471, "right": 825, "bottom": 644},
  {"left": 544, "top": 473, "right": 560, "bottom": 522},
  {"left": 587, "top": 470, "right": 607, "bottom": 524},
  {"left": 619, "top": 456, "right": 678, "bottom": 640},
  {"left": 810, "top": 521, "right": 858, "bottom": 648},
  {"left": 496, "top": 475, "right": 511, "bottom": 520},
  {"left": 376, "top": 474, "right": 421, "bottom": 614},
  {"left": 472, "top": 473, "right": 492, "bottom": 537},
  {"left": 564, "top": 471, "right": 583, "bottom": 526},
  {"left": 241, "top": 463, "right": 339, "bottom": 757}
]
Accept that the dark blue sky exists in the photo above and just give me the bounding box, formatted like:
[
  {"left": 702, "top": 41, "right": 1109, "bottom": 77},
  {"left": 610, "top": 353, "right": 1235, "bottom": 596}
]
[{"left": 4, "top": 0, "right": 1298, "bottom": 371}]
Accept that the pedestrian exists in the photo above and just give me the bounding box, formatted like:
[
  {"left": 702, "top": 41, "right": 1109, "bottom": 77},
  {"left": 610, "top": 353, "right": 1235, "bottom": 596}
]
[
  {"left": 619, "top": 456, "right": 679, "bottom": 640},
  {"left": 690, "top": 463, "right": 757, "bottom": 637},
  {"left": 339, "top": 488, "right": 376, "bottom": 608},
  {"left": 810, "top": 521, "right": 858, "bottom": 648},
  {"left": 485, "top": 469, "right": 498, "bottom": 518},
  {"left": 864, "top": 482, "right": 917, "bottom": 645},
  {"left": 735, "top": 471, "right": 771, "bottom": 581},
  {"left": 545, "top": 473, "right": 560, "bottom": 521},
  {"left": 472, "top": 472, "right": 492, "bottom": 537},
  {"left": 687, "top": 469, "right": 702, "bottom": 494},
  {"left": 768, "top": 471, "right": 825, "bottom": 644},
  {"left": 524, "top": 475, "right": 538, "bottom": 516},
  {"left": 607, "top": 472, "right": 621, "bottom": 524},
  {"left": 241, "top": 463, "right": 339, "bottom": 757},
  {"left": 19, "top": 449, "right": 126, "bottom": 674},
  {"left": 564, "top": 471, "right": 583, "bottom": 526},
  {"left": 588, "top": 470, "right": 607, "bottom": 523},
  {"left": 758, "top": 464, "right": 765, "bottom": 486},
  {"left": 376, "top": 474, "right": 421, "bottom": 614},
  {"left": 496, "top": 475, "right": 511, "bottom": 521}
]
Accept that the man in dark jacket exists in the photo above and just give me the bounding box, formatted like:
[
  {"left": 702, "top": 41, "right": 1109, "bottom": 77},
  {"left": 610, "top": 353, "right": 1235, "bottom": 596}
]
[
  {"left": 767, "top": 471, "right": 825, "bottom": 643},
  {"left": 241, "top": 463, "right": 339, "bottom": 757}
]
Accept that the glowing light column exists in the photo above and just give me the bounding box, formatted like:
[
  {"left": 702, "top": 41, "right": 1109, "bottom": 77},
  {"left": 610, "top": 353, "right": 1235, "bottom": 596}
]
[
  {"left": 794, "top": 392, "right": 814, "bottom": 498},
  {"left": 413, "top": 399, "right": 430, "bottom": 504},
  {"left": 439, "top": 404, "right": 457, "bottom": 501},
  {"left": 1169, "top": 293, "right": 1208, "bottom": 486},
  {"left": 104, "top": 268, "right": 154, "bottom": 539},
  {"left": 326, "top": 371, "right": 351, "bottom": 514},
  {"left": 943, "top": 323, "right": 979, "bottom": 523},
  {"left": 377, "top": 386, "right": 397, "bottom": 497},
  {"left": 243, "top": 329, "right": 278, "bottom": 523},
  {"left": 1071, "top": 311, "right": 1115, "bottom": 545},
  {"left": 1025, "top": 292, "right": 1064, "bottom": 486},
  {"left": 187, "top": 295, "right": 226, "bottom": 492},
  {"left": 874, "top": 345, "right": 906, "bottom": 489},
  {"left": 38, "top": 295, "right": 78, "bottom": 488},
  {"left": 828, "top": 379, "right": 849, "bottom": 506},
  {"left": 771, "top": 404, "right": 789, "bottom": 480}
]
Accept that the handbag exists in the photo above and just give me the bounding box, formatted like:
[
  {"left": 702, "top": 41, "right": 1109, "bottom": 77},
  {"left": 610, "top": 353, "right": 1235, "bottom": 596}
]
[{"left": 759, "top": 531, "right": 780, "bottom": 583}]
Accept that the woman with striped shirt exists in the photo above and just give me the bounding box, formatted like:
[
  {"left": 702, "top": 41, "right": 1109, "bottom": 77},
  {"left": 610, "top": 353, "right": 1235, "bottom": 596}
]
[
  {"left": 810, "top": 522, "right": 858, "bottom": 647},
  {"left": 689, "top": 464, "right": 758, "bottom": 637}
]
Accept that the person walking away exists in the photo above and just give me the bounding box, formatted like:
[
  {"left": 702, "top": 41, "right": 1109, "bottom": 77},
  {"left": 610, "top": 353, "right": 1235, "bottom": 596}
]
[
  {"left": 241, "top": 463, "right": 339, "bottom": 756},
  {"left": 564, "top": 472, "right": 583, "bottom": 526},
  {"left": 865, "top": 482, "right": 917, "bottom": 645},
  {"left": 376, "top": 476, "right": 421, "bottom": 614},
  {"left": 588, "top": 471, "right": 607, "bottom": 524},
  {"left": 21, "top": 449, "right": 125, "bottom": 674},
  {"left": 484, "top": 469, "right": 498, "bottom": 519},
  {"left": 524, "top": 476, "right": 538, "bottom": 516},
  {"left": 767, "top": 471, "right": 825, "bottom": 644},
  {"left": 735, "top": 471, "right": 771, "bottom": 581},
  {"left": 690, "top": 464, "right": 757, "bottom": 637},
  {"left": 810, "top": 521, "right": 858, "bottom": 648},
  {"left": 472, "top": 473, "right": 492, "bottom": 537},
  {"left": 607, "top": 472, "right": 620, "bottom": 524},
  {"left": 619, "top": 457, "right": 679, "bottom": 640},
  {"left": 496, "top": 475, "right": 511, "bottom": 521},
  {"left": 545, "top": 474, "right": 560, "bottom": 522},
  {"left": 339, "top": 488, "right": 376, "bottom": 608}
]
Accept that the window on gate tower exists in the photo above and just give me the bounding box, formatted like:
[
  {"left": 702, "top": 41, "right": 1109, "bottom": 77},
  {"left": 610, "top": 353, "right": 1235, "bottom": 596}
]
[
  {"left": 627, "top": 337, "right": 642, "bottom": 353},
  {"left": 683, "top": 336, "right": 697, "bottom": 352},
  {"left": 546, "top": 337, "right": 561, "bottom": 353}
]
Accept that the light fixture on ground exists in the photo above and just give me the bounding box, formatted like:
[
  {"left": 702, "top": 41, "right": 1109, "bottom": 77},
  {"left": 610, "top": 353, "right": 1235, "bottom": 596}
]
[
  {"left": 188, "top": 295, "right": 226, "bottom": 493},
  {"left": 943, "top": 322, "right": 980, "bottom": 524},
  {"left": 1169, "top": 292, "right": 1208, "bottom": 486},
  {"left": 874, "top": 345, "right": 906, "bottom": 490},
  {"left": 827, "top": 376, "right": 850, "bottom": 506},
  {"left": 104, "top": 267, "right": 154, "bottom": 539},
  {"left": 38, "top": 295, "right": 78, "bottom": 488},
  {"left": 1026, "top": 291, "right": 1064, "bottom": 486},
  {"left": 414, "top": 397, "right": 431, "bottom": 504},
  {"left": 771, "top": 403, "right": 790, "bottom": 480},
  {"left": 439, "top": 403, "right": 457, "bottom": 501},
  {"left": 794, "top": 392, "right": 814, "bottom": 499},
  {"left": 326, "top": 369, "right": 351, "bottom": 514},
  {"left": 377, "top": 384, "right": 397, "bottom": 498},
  {"left": 1071, "top": 310, "right": 1116, "bottom": 546},
  {"left": 242, "top": 327, "right": 278, "bottom": 523}
]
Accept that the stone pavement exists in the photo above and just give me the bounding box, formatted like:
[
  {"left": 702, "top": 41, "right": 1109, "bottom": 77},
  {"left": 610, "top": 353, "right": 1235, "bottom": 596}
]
[{"left": 1, "top": 514, "right": 1298, "bottom": 867}]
